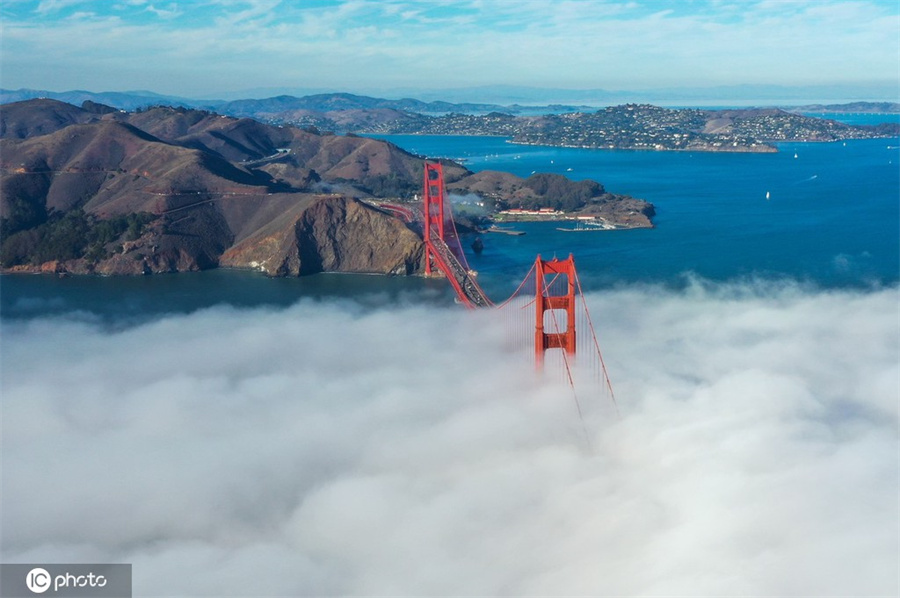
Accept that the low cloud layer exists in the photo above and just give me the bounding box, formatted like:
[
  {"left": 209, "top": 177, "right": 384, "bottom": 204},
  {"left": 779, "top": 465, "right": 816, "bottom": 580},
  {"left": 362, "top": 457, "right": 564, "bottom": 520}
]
[{"left": 2, "top": 282, "right": 897, "bottom": 596}]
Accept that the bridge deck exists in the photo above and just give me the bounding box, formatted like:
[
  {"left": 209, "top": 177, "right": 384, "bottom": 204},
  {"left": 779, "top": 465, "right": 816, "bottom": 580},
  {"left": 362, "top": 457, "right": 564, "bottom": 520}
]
[{"left": 426, "top": 236, "right": 491, "bottom": 308}]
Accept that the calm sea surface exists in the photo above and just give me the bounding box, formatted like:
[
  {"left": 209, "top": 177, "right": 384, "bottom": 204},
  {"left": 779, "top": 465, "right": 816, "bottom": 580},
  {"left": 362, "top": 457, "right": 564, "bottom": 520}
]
[
  {"left": 376, "top": 134, "right": 899, "bottom": 297},
  {"left": 3, "top": 123, "right": 898, "bottom": 320}
]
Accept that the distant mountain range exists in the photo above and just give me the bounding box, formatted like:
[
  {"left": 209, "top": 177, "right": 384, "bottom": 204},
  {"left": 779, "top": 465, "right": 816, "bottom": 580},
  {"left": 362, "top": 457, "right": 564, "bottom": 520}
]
[
  {"left": 789, "top": 102, "right": 900, "bottom": 113},
  {"left": 372, "top": 83, "right": 900, "bottom": 106},
  {"left": 0, "top": 88, "right": 594, "bottom": 115},
  {"left": 3, "top": 88, "right": 896, "bottom": 153},
  {"left": 3, "top": 87, "right": 898, "bottom": 117},
  {"left": 214, "top": 93, "right": 592, "bottom": 116},
  {"left": 0, "top": 88, "right": 202, "bottom": 111}
]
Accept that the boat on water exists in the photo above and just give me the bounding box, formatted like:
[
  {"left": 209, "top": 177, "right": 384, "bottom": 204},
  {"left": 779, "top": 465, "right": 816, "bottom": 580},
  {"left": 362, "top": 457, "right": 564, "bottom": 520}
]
[
  {"left": 485, "top": 226, "right": 525, "bottom": 236},
  {"left": 556, "top": 219, "right": 615, "bottom": 232}
]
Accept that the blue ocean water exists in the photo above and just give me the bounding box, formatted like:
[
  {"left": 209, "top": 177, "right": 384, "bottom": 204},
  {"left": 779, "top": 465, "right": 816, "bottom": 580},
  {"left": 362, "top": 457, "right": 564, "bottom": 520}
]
[
  {"left": 374, "top": 134, "right": 899, "bottom": 297},
  {"left": 2, "top": 132, "right": 897, "bottom": 318}
]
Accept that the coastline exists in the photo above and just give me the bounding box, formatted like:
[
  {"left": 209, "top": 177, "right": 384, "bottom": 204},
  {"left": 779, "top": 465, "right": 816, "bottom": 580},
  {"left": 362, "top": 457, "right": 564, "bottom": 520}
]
[{"left": 507, "top": 139, "right": 779, "bottom": 153}]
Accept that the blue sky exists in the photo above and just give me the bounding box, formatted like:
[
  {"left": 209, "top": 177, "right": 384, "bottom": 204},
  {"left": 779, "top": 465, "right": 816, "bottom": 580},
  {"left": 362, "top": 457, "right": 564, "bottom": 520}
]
[{"left": 1, "top": 0, "right": 898, "bottom": 99}]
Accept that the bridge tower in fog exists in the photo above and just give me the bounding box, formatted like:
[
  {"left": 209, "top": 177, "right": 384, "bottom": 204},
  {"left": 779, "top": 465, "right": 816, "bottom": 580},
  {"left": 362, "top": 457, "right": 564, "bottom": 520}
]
[{"left": 534, "top": 254, "right": 577, "bottom": 370}]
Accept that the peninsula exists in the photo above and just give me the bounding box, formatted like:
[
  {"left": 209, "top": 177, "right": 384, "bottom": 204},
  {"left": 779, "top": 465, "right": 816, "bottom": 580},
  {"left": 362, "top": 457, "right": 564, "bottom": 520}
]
[{"left": 353, "top": 104, "right": 899, "bottom": 153}]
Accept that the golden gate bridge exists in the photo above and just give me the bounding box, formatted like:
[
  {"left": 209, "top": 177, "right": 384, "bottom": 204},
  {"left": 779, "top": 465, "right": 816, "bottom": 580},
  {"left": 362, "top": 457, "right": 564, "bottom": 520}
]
[{"left": 383, "top": 161, "right": 617, "bottom": 411}]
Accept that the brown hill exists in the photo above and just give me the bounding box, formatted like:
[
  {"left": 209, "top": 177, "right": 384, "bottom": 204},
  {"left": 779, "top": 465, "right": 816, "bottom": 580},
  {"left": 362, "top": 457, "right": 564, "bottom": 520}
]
[
  {"left": 1, "top": 99, "right": 462, "bottom": 197},
  {"left": 116, "top": 103, "right": 459, "bottom": 196},
  {"left": 219, "top": 194, "right": 423, "bottom": 276},
  {"left": 0, "top": 98, "right": 98, "bottom": 139},
  {"left": 249, "top": 129, "right": 469, "bottom": 196},
  {"left": 322, "top": 108, "right": 418, "bottom": 129},
  {"left": 0, "top": 104, "right": 430, "bottom": 276},
  {"left": 0, "top": 98, "right": 654, "bottom": 276},
  {"left": 288, "top": 133, "right": 423, "bottom": 181},
  {"left": 1, "top": 120, "right": 265, "bottom": 217},
  {"left": 123, "top": 106, "right": 296, "bottom": 162},
  {"left": 251, "top": 107, "right": 422, "bottom": 132}
]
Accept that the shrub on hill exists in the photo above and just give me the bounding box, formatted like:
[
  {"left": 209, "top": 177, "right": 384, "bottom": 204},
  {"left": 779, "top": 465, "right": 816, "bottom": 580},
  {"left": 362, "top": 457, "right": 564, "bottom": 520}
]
[
  {"left": 518, "top": 173, "right": 605, "bottom": 211},
  {"left": 0, "top": 210, "right": 156, "bottom": 267}
]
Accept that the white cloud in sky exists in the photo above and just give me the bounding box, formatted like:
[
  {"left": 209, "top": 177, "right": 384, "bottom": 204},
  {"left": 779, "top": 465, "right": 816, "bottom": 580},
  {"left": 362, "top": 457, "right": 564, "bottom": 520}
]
[
  {"left": 0, "top": 0, "right": 896, "bottom": 96},
  {"left": 2, "top": 281, "right": 897, "bottom": 596},
  {"left": 145, "top": 3, "right": 182, "bottom": 20},
  {"left": 33, "top": 0, "right": 84, "bottom": 14}
]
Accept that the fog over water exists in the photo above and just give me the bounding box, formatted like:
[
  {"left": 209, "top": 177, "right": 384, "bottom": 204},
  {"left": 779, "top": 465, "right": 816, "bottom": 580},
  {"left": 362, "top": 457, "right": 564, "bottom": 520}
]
[{"left": 2, "top": 280, "right": 897, "bottom": 596}]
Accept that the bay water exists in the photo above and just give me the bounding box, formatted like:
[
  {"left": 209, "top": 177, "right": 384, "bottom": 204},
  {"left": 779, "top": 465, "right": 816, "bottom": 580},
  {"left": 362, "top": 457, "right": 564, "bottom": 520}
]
[
  {"left": 2, "top": 128, "right": 898, "bottom": 319},
  {"left": 382, "top": 134, "right": 899, "bottom": 298}
]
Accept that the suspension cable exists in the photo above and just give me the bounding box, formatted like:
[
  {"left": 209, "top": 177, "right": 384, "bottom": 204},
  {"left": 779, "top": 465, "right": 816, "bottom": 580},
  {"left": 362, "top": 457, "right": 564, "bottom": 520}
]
[
  {"left": 493, "top": 262, "right": 538, "bottom": 309},
  {"left": 573, "top": 269, "right": 619, "bottom": 415},
  {"left": 541, "top": 270, "right": 592, "bottom": 451}
]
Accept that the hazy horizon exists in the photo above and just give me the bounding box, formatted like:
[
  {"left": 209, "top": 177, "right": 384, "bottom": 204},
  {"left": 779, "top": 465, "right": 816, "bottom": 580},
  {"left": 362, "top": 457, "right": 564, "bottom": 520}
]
[{"left": 2, "top": 83, "right": 897, "bottom": 110}]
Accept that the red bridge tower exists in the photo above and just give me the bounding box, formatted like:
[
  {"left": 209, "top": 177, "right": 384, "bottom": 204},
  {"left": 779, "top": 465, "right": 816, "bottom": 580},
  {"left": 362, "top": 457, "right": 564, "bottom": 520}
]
[
  {"left": 534, "top": 254, "right": 577, "bottom": 370},
  {"left": 423, "top": 162, "right": 445, "bottom": 276}
]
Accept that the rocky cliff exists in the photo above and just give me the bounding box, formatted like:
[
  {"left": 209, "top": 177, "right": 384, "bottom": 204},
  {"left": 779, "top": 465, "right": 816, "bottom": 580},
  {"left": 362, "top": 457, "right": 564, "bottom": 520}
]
[{"left": 220, "top": 195, "right": 424, "bottom": 276}]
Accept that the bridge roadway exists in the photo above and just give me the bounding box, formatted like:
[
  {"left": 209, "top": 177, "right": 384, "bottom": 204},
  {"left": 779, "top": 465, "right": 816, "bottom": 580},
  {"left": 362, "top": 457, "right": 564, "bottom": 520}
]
[
  {"left": 427, "top": 236, "right": 492, "bottom": 308},
  {"left": 240, "top": 148, "right": 292, "bottom": 167},
  {"left": 370, "top": 201, "right": 491, "bottom": 307}
]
